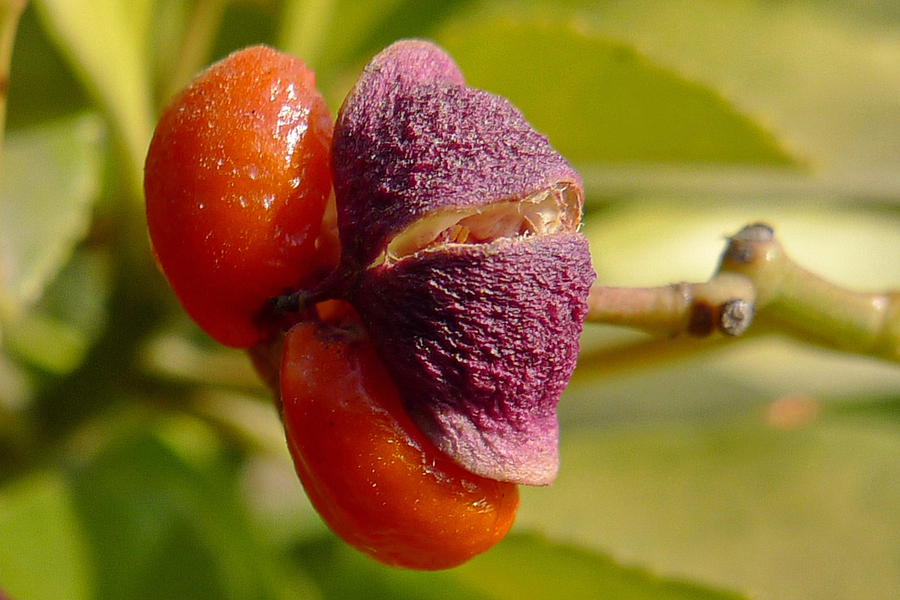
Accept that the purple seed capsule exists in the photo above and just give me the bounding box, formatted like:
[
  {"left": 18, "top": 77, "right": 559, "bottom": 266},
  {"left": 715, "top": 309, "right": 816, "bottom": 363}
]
[{"left": 330, "top": 39, "right": 595, "bottom": 485}]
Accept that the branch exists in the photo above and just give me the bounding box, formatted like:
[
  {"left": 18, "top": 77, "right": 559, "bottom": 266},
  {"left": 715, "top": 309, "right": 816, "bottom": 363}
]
[
  {"left": 584, "top": 222, "right": 900, "bottom": 366},
  {"left": 719, "top": 223, "right": 900, "bottom": 362}
]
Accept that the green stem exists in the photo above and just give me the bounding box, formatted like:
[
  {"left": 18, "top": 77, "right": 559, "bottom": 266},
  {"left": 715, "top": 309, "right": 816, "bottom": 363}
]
[
  {"left": 718, "top": 223, "right": 900, "bottom": 362},
  {"left": 584, "top": 222, "right": 900, "bottom": 367},
  {"left": 587, "top": 272, "right": 755, "bottom": 338}
]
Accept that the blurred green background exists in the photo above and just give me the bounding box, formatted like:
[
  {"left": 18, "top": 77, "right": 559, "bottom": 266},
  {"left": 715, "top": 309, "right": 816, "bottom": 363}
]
[{"left": 1, "top": 0, "right": 899, "bottom": 599}]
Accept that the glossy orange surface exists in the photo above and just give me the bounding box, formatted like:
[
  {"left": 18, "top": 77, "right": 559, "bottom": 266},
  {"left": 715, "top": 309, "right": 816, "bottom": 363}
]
[
  {"left": 280, "top": 312, "right": 519, "bottom": 570},
  {"left": 145, "top": 45, "right": 333, "bottom": 347}
]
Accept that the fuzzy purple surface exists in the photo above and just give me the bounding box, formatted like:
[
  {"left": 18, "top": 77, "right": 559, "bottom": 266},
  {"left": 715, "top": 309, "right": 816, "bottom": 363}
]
[
  {"left": 352, "top": 233, "right": 595, "bottom": 485},
  {"left": 332, "top": 40, "right": 581, "bottom": 268}
]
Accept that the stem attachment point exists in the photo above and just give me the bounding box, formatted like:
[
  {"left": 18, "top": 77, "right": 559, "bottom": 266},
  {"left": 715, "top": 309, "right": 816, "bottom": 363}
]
[{"left": 720, "top": 298, "right": 754, "bottom": 336}]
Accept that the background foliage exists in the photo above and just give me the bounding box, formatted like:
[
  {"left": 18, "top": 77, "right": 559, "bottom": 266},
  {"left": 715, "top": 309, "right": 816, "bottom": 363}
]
[{"left": 1, "top": 0, "right": 899, "bottom": 598}]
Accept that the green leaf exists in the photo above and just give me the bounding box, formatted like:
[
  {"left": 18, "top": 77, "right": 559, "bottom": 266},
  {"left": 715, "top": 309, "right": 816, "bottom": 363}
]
[
  {"left": 340, "top": 0, "right": 477, "bottom": 67},
  {"left": 0, "top": 348, "right": 33, "bottom": 410},
  {"left": 290, "top": 0, "right": 474, "bottom": 89},
  {"left": 2, "top": 308, "right": 93, "bottom": 373},
  {"left": 65, "top": 411, "right": 315, "bottom": 600},
  {"left": 0, "top": 114, "right": 110, "bottom": 374},
  {"left": 292, "top": 535, "right": 492, "bottom": 600},
  {"left": 435, "top": 16, "right": 798, "bottom": 167},
  {"left": 516, "top": 417, "right": 900, "bottom": 600},
  {"left": 278, "top": 0, "right": 341, "bottom": 70},
  {"left": 2, "top": 248, "right": 111, "bottom": 373},
  {"left": 68, "top": 430, "right": 228, "bottom": 600},
  {"left": 0, "top": 113, "right": 106, "bottom": 311},
  {"left": 33, "top": 0, "right": 156, "bottom": 195},
  {"left": 454, "top": 534, "right": 747, "bottom": 600},
  {"left": 5, "top": 6, "right": 91, "bottom": 129},
  {"left": 0, "top": 471, "right": 92, "bottom": 600},
  {"left": 292, "top": 531, "right": 744, "bottom": 600},
  {"left": 573, "top": 0, "right": 900, "bottom": 195},
  {"left": 833, "top": 394, "right": 900, "bottom": 421}
]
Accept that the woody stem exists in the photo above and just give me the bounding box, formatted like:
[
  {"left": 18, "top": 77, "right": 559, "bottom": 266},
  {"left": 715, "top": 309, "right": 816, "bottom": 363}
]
[{"left": 584, "top": 222, "right": 900, "bottom": 366}]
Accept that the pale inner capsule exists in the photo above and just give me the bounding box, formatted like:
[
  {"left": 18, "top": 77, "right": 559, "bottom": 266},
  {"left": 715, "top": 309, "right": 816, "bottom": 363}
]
[{"left": 377, "top": 183, "right": 582, "bottom": 266}]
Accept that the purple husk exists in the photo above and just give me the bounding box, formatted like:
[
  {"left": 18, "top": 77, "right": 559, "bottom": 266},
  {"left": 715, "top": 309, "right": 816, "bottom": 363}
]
[
  {"left": 331, "top": 40, "right": 596, "bottom": 485},
  {"left": 332, "top": 40, "right": 581, "bottom": 269},
  {"left": 353, "top": 233, "right": 594, "bottom": 485}
]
